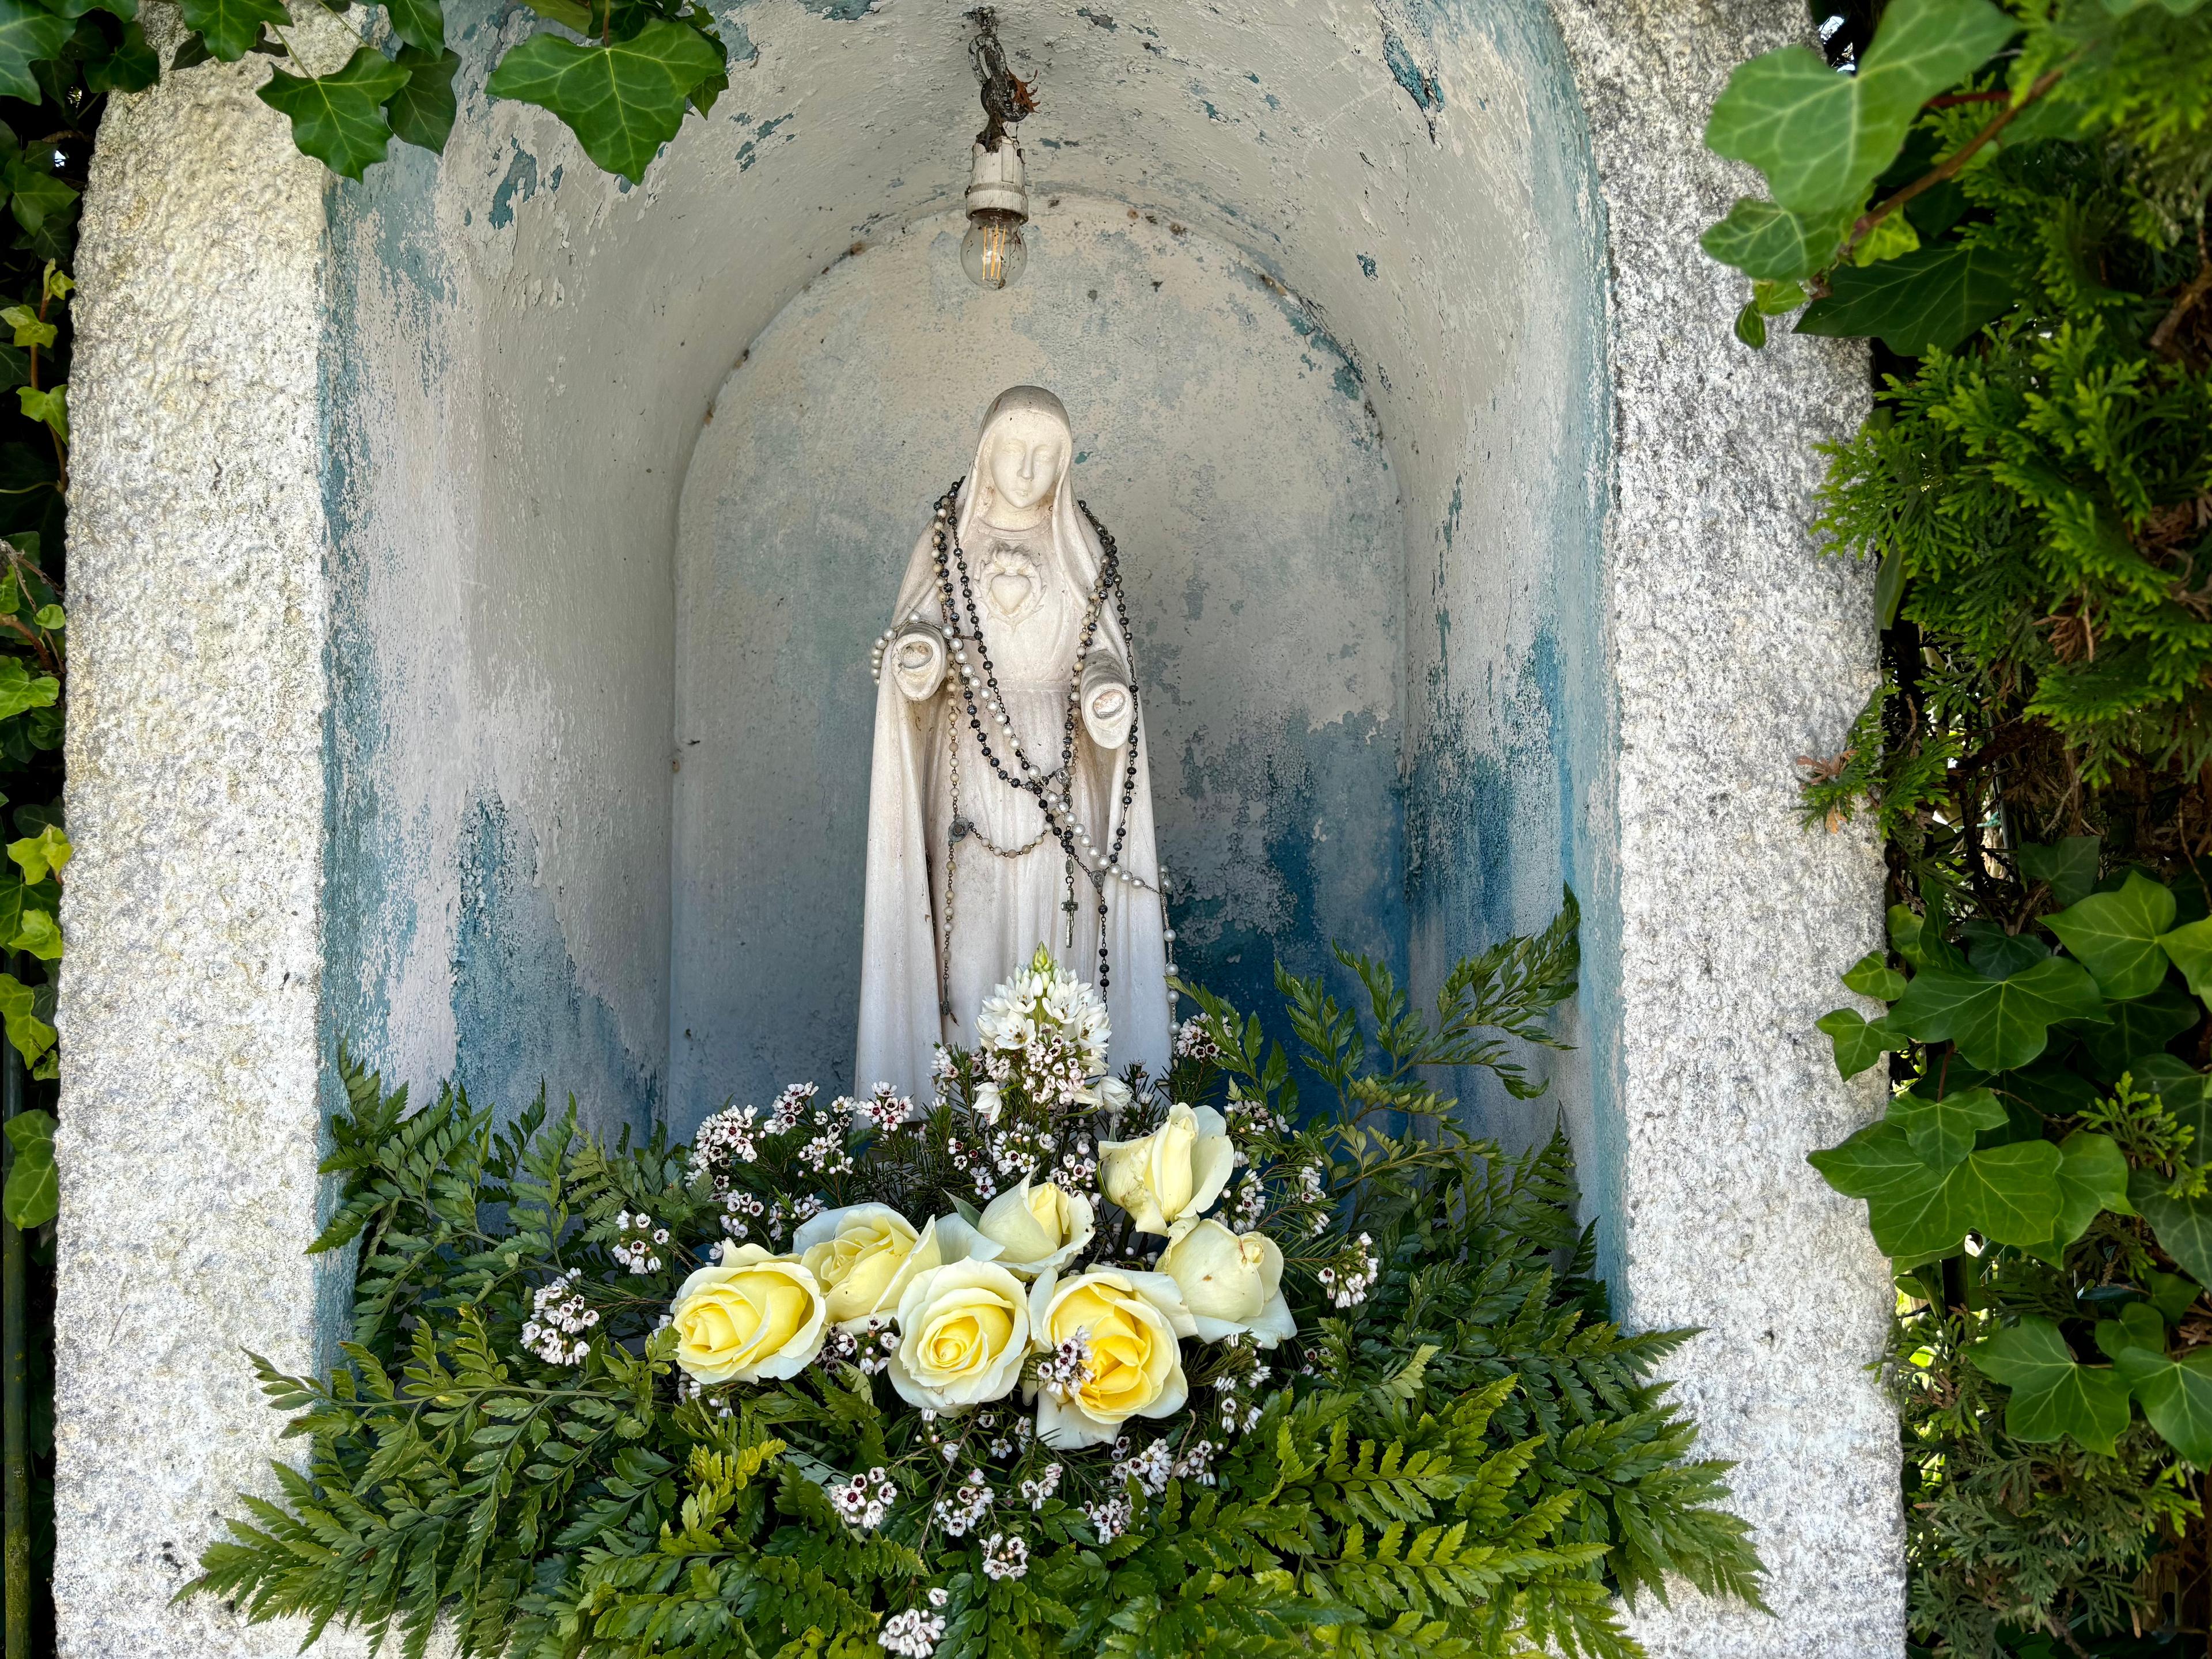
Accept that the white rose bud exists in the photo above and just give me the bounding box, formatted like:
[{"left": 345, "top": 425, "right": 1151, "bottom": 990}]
[
  {"left": 1098, "top": 1102, "right": 1234, "bottom": 1237},
  {"left": 1158, "top": 1218, "right": 1296, "bottom": 1347},
  {"left": 976, "top": 1175, "right": 1095, "bottom": 1278},
  {"left": 888, "top": 1259, "right": 1033, "bottom": 1411}
]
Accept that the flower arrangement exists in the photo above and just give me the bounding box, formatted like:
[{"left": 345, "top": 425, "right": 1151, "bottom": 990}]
[{"left": 192, "top": 895, "right": 1765, "bottom": 1658}]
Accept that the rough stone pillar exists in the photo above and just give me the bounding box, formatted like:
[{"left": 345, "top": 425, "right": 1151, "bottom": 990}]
[
  {"left": 1552, "top": 2, "right": 1904, "bottom": 1652},
  {"left": 54, "top": 39, "right": 351, "bottom": 1659}
]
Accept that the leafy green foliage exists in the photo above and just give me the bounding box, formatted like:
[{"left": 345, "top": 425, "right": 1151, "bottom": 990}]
[
  {"left": 483, "top": 20, "right": 728, "bottom": 185},
  {"left": 256, "top": 48, "right": 411, "bottom": 181},
  {"left": 1, "top": 1104, "right": 51, "bottom": 1226},
  {"left": 196, "top": 913, "right": 1761, "bottom": 1658}
]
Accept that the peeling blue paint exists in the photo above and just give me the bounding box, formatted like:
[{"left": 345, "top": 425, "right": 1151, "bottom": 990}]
[
  {"left": 1357, "top": 253, "right": 1377, "bottom": 278},
  {"left": 728, "top": 17, "right": 757, "bottom": 65},
  {"left": 488, "top": 142, "right": 539, "bottom": 230},
  {"left": 1077, "top": 6, "right": 1116, "bottom": 28},
  {"left": 797, "top": 0, "right": 877, "bottom": 17},
  {"left": 736, "top": 113, "right": 793, "bottom": 172},
  {"left": 1381, "top": 26, "right": 1442, "bottom": 113}
]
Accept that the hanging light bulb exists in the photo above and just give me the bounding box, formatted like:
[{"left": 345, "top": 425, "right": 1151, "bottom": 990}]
[
  {"left": 960, "top": 9, "right": 1035, "bottom": 291},
  {"left": 961, "top": 138, "right": 1029, "bottom": 290}
]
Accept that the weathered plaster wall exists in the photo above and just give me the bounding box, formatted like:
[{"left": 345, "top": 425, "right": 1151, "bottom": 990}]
[
  {"left": 56, "top": 1, "right": 1903, "bottom": 1654},
  {"left": 323, "top": 0, "right": 1614, "bottom": 1147},
  {"left": 670, "top": 204, "right": 1405, "bottom": 1127}
]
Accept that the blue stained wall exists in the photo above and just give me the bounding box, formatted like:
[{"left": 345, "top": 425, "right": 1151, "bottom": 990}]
[{"left": 313, "top": 0, "right": 1616, "bottom": 1223}]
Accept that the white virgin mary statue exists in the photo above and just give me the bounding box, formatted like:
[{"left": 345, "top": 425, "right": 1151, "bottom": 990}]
[{"left": 856, "top": 385, "right": 1172, "bottom": 1099}]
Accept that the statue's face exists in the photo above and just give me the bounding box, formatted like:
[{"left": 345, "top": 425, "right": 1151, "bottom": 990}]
[{"left": 984, "top": 411, "right": 1065, "bottom": 513}]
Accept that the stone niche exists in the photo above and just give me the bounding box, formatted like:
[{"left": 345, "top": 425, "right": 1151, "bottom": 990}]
[{"left": 55, "top": 1, "right": 1902, "bottom": 1654}]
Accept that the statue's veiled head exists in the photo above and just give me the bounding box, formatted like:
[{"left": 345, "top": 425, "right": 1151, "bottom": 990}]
[{"left": 971, "top": 385, "right": 1072, "bottom": 523}]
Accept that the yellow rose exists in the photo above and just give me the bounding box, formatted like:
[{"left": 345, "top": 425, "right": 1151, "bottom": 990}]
[
  {"left": 888, "top": 1259, "right": 1033, "bottom": 1410},
  {"left": 1098, "top": 1103, "right": 1234, "bottom": 1237},
  {"left": 1028, "top": 1268, "right": 1196, "bottom": 1448},
  {"left": 794, "top": 1203, "right": 922, "bottom": 1328},
  {"left": 976, "top": 1175, "right": 1094, "bottom": 1278},
  {"left": 1158, "top": 1219, "right": 1295, "bottom": 1347},
  {"left": 669, "top": 1244, "right": 827, "bottom": 1384}
]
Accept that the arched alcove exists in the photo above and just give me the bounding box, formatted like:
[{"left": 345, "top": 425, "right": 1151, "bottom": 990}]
[
  {"left": 56, "top": 2, "right": 1907, "bottom": 1653},
  {"left": 318, "top": 0, "right": 1610, "bottom": 1158}
]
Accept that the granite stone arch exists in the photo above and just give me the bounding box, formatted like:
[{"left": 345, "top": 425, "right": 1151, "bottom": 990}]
[{"left": 55, "top": 1, "right": 1901, "bottom": 1653}]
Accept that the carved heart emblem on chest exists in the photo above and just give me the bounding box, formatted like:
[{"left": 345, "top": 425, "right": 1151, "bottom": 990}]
[{"left": 989, "top": 571, "right": 1033, "bottom": 616}]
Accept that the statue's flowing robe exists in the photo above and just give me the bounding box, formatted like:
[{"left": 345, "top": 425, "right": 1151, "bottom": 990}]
[{"left": 855, "top": 423, "right": 1170, "bottom": 1100}]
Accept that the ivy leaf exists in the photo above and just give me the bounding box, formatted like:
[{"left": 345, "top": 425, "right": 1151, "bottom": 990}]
[
  {"left": 1809, "top": 1122, "right": 2061, "bottom": 1258},
  {"left": 1891, "top": 903, "right": 1931, "bottom": 967},
  {"left": 0, "top": 658, "right": 57, "bottom": 720},
  {"left": 2077, "top": 984, "right": 2199, "bottom": 1074},
  {"left": 2160, "top": 916, "right": 2212, "bottom": 1005},
  {"left": 383, "top": 0, "right": 442, "bottom": 51},
  {"left": 2149, "top": 1271, "right": 2203, "bottom": 1323},
  {"left": 1890, "top": 1085, "right": 2005, "bottom": 1165},
  {"left": 1850, "top": 210, "right": 1921, "bottom": 266},
  {"left": 4, "top": 160, "right": 74, "bottom": 237},
  {"left": 176, "top": 0, "right": 286, "bottom": 62},
  {"left": 2047, "top": 872, "right": 2178, "bottom": 1001},
  {"left": 484, "top": 20, "right": 725, "bottom": 185},
  {"left": 2103, "top": 1317, "right": 2212, "bottom": 1467},
  {"left": 1704, "top": 0, "right": 2015, "bottom": 216},
  {"left": 386, "top": 44, "right": 459, "bottom": 153},
  {"left": 1698, "top": 197, "right": 1854, "bottom": 283},
  {"left": 1962, "top": 918, "right": 2050, "bottom": 979},
  {"left": 1797, "top": 241, "right": 2027, "bottom": 353},
  {"left": 84, "top": 18, "right": 157, "bottom": 92},
  {"left": 1, "top": 1106, "right": 54, "bottom": 1227},
  {"left": 16, "top": 385, "right": 62, "bottom": 441},
  {"left": 0, "top": 305, "right": 52, "bottom": 350},
  {"left": 1842, "top": 951, "right": 1907, "bottom": 1002},
  {"left": 0, "top": 0, "right": 72, "bottom": 101},
  {"left": 1816, "top": 1006, "right": 1905, "bottom": 1078},
  {"left": 257, "top": 47, "right": 410, "bottom": 179},
  {"left": 6, "top": 825, "right": 63, "bottom": 884},
  {"left": 1891, "top": 955, "right": 2107, "bottom": 1073},
  {"left": 0, "top": 971, "right": 53, "bottom": 1069},
  {"left": 2131, "top": 1169, "right": 2212, "bottom": 1287},
  {"left": 1733, "top": 302, "right": 1767, "bottom": 349},
  {"left": 1968, "top": 1317, "right": 2131, "bottom": 1454},
  {"left": 2021, "top": 836, "right": 2101, "bottom": 908},
  {"left": 2031, "top": 1131, "right": 2132, "bottom": 1262},
  {"left": 12, "top": 908, "right": 59, "bottom": 960}
]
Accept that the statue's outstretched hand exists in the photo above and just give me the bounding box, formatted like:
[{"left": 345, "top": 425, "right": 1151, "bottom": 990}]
[
  {"left": 891, "top": 624, "right": 947, "bottom": 703},
  {"left": 1081, "top": 652, "right": 1133, "bottom": 751}
]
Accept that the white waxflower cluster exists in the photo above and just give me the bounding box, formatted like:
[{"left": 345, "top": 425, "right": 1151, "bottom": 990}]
[
  {"left": 689, "top": 1104, "right": 762, "bottom": 1180},
  {"left": 766, "top": 1081, "right": 820, "bottom": 1134},
  {"left": 1110, "top": 1438, "right": 1175, "bottom": 1498},
  {"left": 1032, "top": 1330, "right": 1093, "bottom": 1402},
  {"left": 1320, "top": 1232, "right": 1380, "bottom": 1308},
  {"left": 842, "top": 1083, "right": 914, "bottom": 1134},
  {"left": 763, "top": 1192, "right": 824, "bottom": 1249},
  {"left": 1225, "top": 1089, "right": 1290, "bottom": 1137},
  {"left": 1052, "top": 1134, "right": 1100, "bottom": 1196},
  {"left": 1172, "top": 1438, "right": 1217, "bottom": 1487},
  {"left": 610, "top": 1211, "right": 669, "bottom": 1274},
  {"left": 980, "top": 1533, "right": 1029, "bottom": 1581},
  {"left": 933, "top": 1472, "right": 994, "bottom": 1537},
  {"left": 521, "top": 1270, "right": 597, "bottom": 1366},
  {"left": 1296, "top": 1161, "right": 1332, "bottom": 1236},
  {"left": 1172, "top": 1016, "right": 1223, "bottom": 1063},
  {"left": 830, "top": 1467, "right": 897, "bottom": 1531},
  {"left": 1228, "top": 1173, "right": 1268, "bottom": 1228},
  {"left": 942, "top": 1135, "right": 1002, "bottom": 1202},
  {"left": 878, "top": 1607, "right": 946, "bottom": 1658},
  {"left": 1084, "top": 1495, "right": 1132, "bottom": 1543},
  {"left": 817, "top": 1318, "right": 900, "bottom": 1377},
  {"left": 797, "top": 1128, "right": 855, "bottom": 1179},
  {"left": 1018, "top": 1462, "right": 1063, "bottom": 1509},
  {"left": 719, "top": 1189, "right": 766, "bottom": 1240}
]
